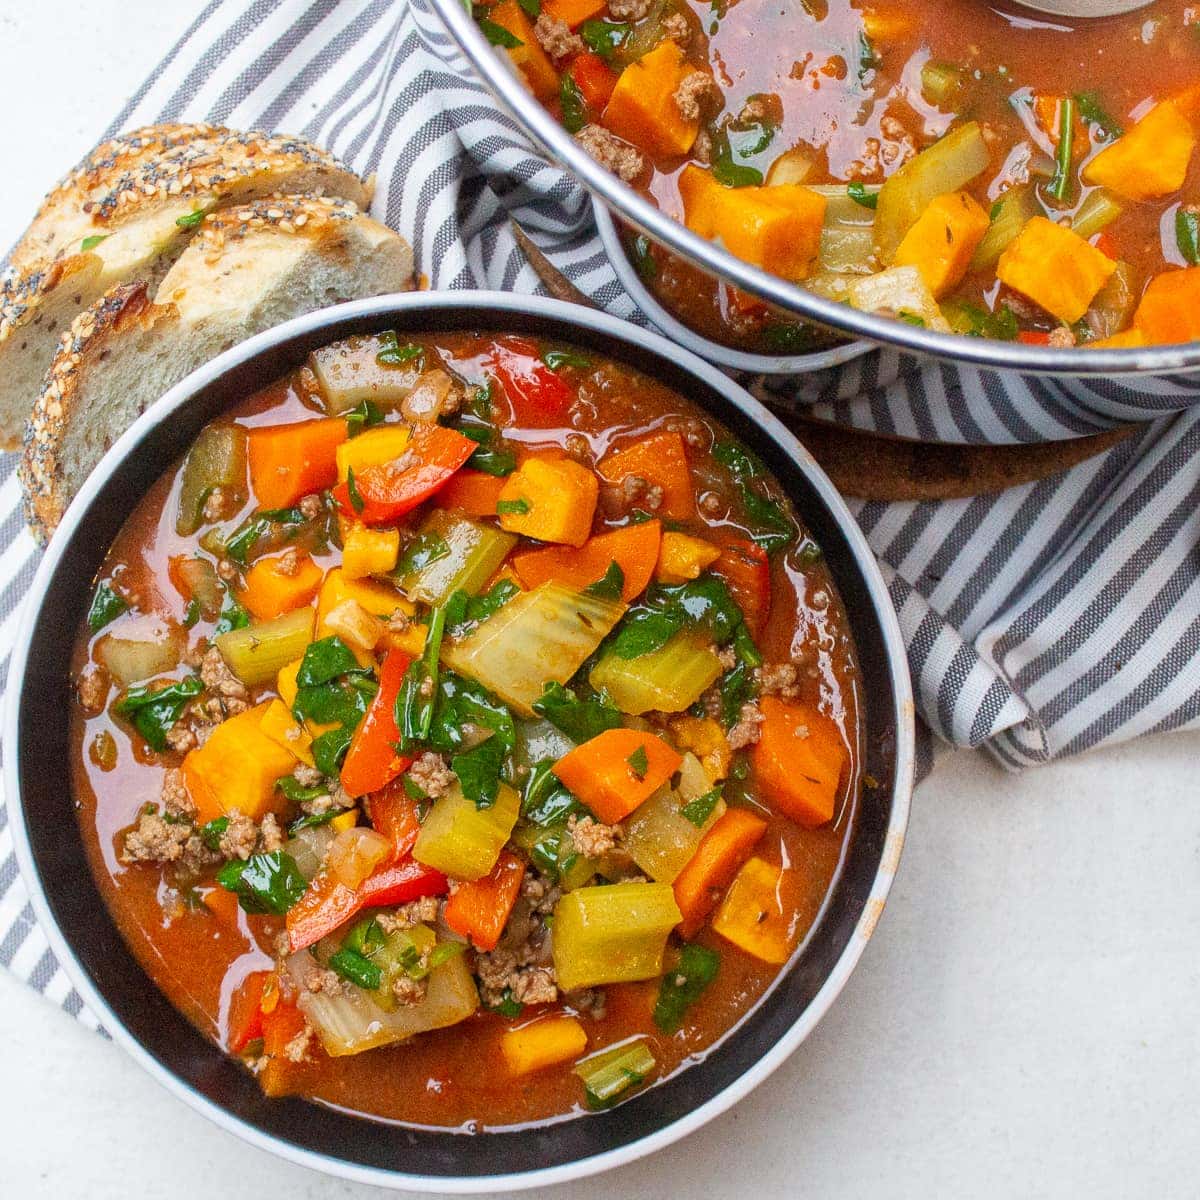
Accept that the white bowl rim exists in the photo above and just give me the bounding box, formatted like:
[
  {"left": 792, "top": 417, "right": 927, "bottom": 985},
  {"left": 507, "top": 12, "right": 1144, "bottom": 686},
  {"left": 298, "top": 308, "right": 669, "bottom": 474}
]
[
  {"left": 5, "top": 290, "right": 915, "bottom": 1193},
  {"left": 592, "top": 197, "right": 877, "bottom": 376}
]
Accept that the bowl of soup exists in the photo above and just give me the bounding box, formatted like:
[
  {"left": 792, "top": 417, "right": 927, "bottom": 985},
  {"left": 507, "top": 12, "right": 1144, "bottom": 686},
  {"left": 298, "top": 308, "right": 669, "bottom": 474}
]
[
  {"left": 7, "top": 291, "right": 913, "bottom": 1190},
  {"left": 426, "top": 0, "right": 1200, "bottom": 375}
]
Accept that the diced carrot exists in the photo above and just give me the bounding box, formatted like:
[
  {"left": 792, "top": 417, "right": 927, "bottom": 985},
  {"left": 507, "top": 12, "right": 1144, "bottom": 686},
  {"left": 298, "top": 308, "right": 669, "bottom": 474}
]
[
  {"left": 500, "top": 1015, "right": 588, "bottom": 1075},
  {"left": 710, "top": 538, "right": 770, "bottom": 639},
  {"left": 258, "top": 1000, "right": 308, "bottom": 1096},
  {"left": 597, "top": 430, "right": 695, "bottom": 521},
  {"left": 489, "top": 0, "right": 559, "bottom": 101},
  {"left": 1083, "top": 100, "right": 1196, "bottom": 201},
  {"left": 237, "top": 553, "right": 323, "bottom": 622},
  {"left": 443, "top": 850, "right": 527, "bottom": 951},
  {"left": 678, "top": 165, "right": 827, "bottom": 281},
  {"left": 672, "top": 807, "right": 768, "bottom": 938},
  {"left": 340, "top": 648, "right": 413, "bottom": 798},
  {"left": 497, "top": 455, "right": 599, "bottom": 547},
  {"left": 509, "top": 520, "right": 661, "bottom": 600},
  {"left": 228, "top": 970, "right": 271, "bottom": 1052},
  {"left": 367, "top": 779, "right": 423, "bottom": 860},
  {"left": 552, "top": 728, "right": 681, "bottom": 824},
  {"left": 569, "top": 51, "right": 618, "bottom": 112},
  {"left": 542, "top": 0, "right": 606, "bottom": 27},
  {"left": 996, "top": 216, "right": 1116, "bottom": 324},
  {"left": 1017, "top": 330, "right": 1052, "bottom": 346},
  {"left": 436, "top": 468, "right": 507, "bottom": 517},
  {"left": 1132, "top": 267, "right": 1200, "bottom": 344},
  {"left": 201, "top": 884, "right": 242, "bottom": 931},
  {"left": 247, "top": 418, "right": 347, "bottom": 509},
  {"left": 602, "top": 41, "right": 701, "bottom": 158},
  {"left": 751, "top": 697, "right": 846, "bottom": 827}
]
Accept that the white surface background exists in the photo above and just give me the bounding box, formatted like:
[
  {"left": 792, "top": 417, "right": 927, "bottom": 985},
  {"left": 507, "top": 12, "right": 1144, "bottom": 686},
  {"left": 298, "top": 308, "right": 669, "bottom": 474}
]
[{"left": 2, "top": 4, "right": 1199, "bottom": 1196}]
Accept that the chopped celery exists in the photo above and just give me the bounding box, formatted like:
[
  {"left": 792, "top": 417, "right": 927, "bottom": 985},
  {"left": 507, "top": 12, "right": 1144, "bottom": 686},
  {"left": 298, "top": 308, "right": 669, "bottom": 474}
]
[
  {"left": 371, "top": 923, "right": 438, "bottom": 1011},
  {"left": 623, "top": 773, "right": 725, "bottom": 883},
  {"left": 216, "top": 606, "right": 315, "bottom": 686},
  {"left": 874, "top": 121, "right": 989, "bottom": 262},
  {"left": 442, "top": 582, "right": 625, "bottom": 716},
  {"left": 970, "top": 185, "right": 1039, "bottom": 270},
  {"left": 290, "top": 946, "right": 479, "bottom": 1056},
  {"left": 847, "top": 266, "right": 952, "bottom": 331},
  {"left": 818, "top": 226, "right": 876, "bottom": 273},
  {"left": 920, "top": 61, "right": 963, "bottom": 108},
  {"left": 309, "top": 334, "right": 425, "bottom": 413},
  {"left": 589, "top": 631, "right": 723, "bottom": 715},
  {"left": 573, "top": 1039, "right": 657, "bottom": 1109},
  {"left": 95, "top": 626, "right": 184, "bottom": 685},
  {"left": 395, "top": 510, "right": 516, "bottom": 606},
  {"left": 1071, "top": 188, "right": 1124, "bottom": 241},
  {"left": 176, "top": 424, "right": 247, "bottom": 536},
  {"left": 552, "top": 881, "right": 682, "bottom": 991},
  {"left": 412, "top": 780, "right": 521, "bottom": 880}
]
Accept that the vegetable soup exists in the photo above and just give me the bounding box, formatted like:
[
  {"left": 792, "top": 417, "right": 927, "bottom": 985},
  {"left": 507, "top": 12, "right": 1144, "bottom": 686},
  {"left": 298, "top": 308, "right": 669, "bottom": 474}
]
[
  {"left": 479, "top": 0, "right": 1200, "bottom": 349},
  {"left": 71, "top": 331, "right": 862, "bottom": 1127}
]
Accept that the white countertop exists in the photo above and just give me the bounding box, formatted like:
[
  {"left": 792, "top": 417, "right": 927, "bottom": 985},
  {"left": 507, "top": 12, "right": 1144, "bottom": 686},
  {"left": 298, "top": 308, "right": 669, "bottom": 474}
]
[{"left": 3, "top": 5, "right": 1198, "bottom": 1196}]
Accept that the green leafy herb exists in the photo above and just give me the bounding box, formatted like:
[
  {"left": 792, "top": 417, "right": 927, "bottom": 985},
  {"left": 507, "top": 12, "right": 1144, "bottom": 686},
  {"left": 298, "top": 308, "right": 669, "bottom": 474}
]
[
  {"left": 516, "top": 0, "right": 540, "bottom": 14},
  {"left": 395, "top": 604, "right": 449, "bottom": 750},
  {"left": 328, "top": 947, "right": 383, "bottom": 991},
  {"left": 679, "top": 787, "right": 721, "bottom": 828},
  {"left": 113, "top": 676, "right": 203, "bottom": 751},
  {"left": 1047, "top": 95, "right": 1076, "bottom": 204},
  {"left": 946, "top": 300, "right": 1019, "bottom": 341},
  {"left": 760, "top": 322, "right": 818, "bottom": 355},
  {"left": 287, "top": 808, "right": 339, "bottom": 835},
  {"left": 279, "top": 776, "right": 331, "bottom": 806},
  {"left": 611, "top": 576, "right": 748, "bottom": 660},
  {"left": 346, "top": 467, "right": 365, "bottom": 514},
  {"left": 717, "top": 658, "right": 755, "bottom": 729},
  {"left": 80, "top": 234, "right": 109, "bottom": 252},
  {"left": 311, "top": 725, "right": 356, "bottom": 776},
  {"left": 496, "top": 498, "right": 530, "bottom": 516},
  {"left": 629, "top": 232, "right": 657, "bottom": 280},
  {"left": 584, "top": 560, "right": 625, "bottom": 600},
  {"left": 175, "top": 207, "right": 208, "bottom": 230},
  {"left": 626, "top": 744, "right": 649, "bottom": 780},
  {"left": 296, "top": 636, "right": 362, "bottom": 687},
  {"left": 402, "top": 773, "right": 428, "bottom": 800},
  {"left": 88, "top": 580, "right": 128, "bottom": 632},
  {"left": 396, "top": 530, "right": 452, "bottom": 580},
  {"left": 375, "top": 332, "right": 425, "bottom": 367},
  {"left": 224, "top": 506, "right": 305, "bottom": 564},
  {"left": 216, "top": 851, "right": 307, "bottom": 914},
  {"left": 579, "top": 18, "right": 630, "bottom": 61},
  {"left": 468, "top": 380, "right": 495, "bottom": 421},
  {"left": 541, "top": 348, "right": 590, "bottom": 370},
  {"left": 652, "top": 944, "right": 720, "bottom": 1032},
  {"left": 478, "top": 17, "right": 523, "bottom": 46},
  {"left": 712, "top": 440, "right": 795, "bottom": 554},
  {"left": 213, "top": 592, "right": 251, "bottom": 635},
  {"left": 847, "top": 181, "right": 878, "bottom": 210},
  {"left": 522, "top": 760, "right": 586, "bottom": 826},
  {"left": 199, "top": 816, "right": 229, "bottom": 852},
  {"left": 461, "top": 425, "right": 517, "bottom": 476},
  {"left": 343, "top": 916, "right": 386, "bottom": 958},
  {"left": 183, "top": 599, "right": 202, "bottom": 628},
  {"left": 1177, "top": 207, "right": 1200, "bottom": 266},
  {"left": 445, "top": 579, "right": 520, "bottom": 636},
  {"left": 345, "top": 398, "right": 384, "bottom": 437},
  {"left": 898, "top": 313, "right": 926, "bottom": 327},
  {"left": 1074, "top": 91, "right": 1123, "bottom": 140},
  {"left": 533, "top": 681, "right": 623, "bottom": 742},
  {"left": 487, "top": 987, "right": 523, "bottom": 1017},
  {"left": 428, "top": 670, "right": 515, "bottom": 807},
  {"left": 712, "top": 136, "right": 764, "bottom": 188},
  {"left": 560, "top": 72, "right": 587, "bottom": 135}
]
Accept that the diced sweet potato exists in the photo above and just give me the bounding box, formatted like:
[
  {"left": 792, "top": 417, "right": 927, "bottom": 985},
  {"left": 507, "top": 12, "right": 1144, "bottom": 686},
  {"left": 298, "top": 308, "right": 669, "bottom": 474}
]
[
  {"left": 490, "top": 0, "right": 559, "bottom": 101},
  {"left": 542, "top": 0, "right": 606, "bottom": 27},
  {"left": 497, "top": 455, "right": 599, "bottom": 547},
  {"left": 678, "top": 165, "right": 827, "bottom": 281},
  {"left": 602, "top": 41, "right": 701, "bottom": 158},
  {"left": 237, "top": 553, "right": 323, "bottom": 622},
  {"left": 996, "top": 216, "right": 1116, "bottom": 324},
  {"left": 893, "top": 191, "right": 990, "bottom": 298},
  {"left": 1132, "top": 267, "right": 1200, "bottom": 344},
  {"left": 1083, "top": 100, "right": 1196, "bottom": 201}
]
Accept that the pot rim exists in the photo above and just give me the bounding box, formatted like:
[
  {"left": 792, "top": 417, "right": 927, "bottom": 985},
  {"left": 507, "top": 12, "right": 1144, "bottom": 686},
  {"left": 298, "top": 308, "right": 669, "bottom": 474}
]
[
  {"left": 5, "top": 290, "right": 914, "bottom": 1192},
  {"left": 425, "top": 0, "right": 1200, "bottom": 379}
]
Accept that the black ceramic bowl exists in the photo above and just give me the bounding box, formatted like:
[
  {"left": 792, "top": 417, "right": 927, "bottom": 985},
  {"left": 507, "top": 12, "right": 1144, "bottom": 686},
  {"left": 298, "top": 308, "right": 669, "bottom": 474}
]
[{"left": 6, "top": 293, "right": 914, "bottom": 1191}]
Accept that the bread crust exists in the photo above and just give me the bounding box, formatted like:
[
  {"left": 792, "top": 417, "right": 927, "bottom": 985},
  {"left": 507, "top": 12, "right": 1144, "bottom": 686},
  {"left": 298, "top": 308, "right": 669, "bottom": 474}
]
[{"left": 21, "top": 195, "right": 414, "bottom": 542}]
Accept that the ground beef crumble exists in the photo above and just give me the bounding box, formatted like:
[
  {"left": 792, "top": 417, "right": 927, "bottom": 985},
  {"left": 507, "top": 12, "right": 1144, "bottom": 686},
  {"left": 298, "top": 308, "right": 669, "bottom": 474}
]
[
  {"left": 608, "top": 0, "right": 652, "bottom": 18},
  {"left": 392, "top": 976, "right": 429, "bottom": 1006},
  {"left": 161, "top": 768, "right": 194, "bottom": 819},
  {"left": 298, "top": 492, "right": 324, "bottom": 521},
  {"left": 674, "top": 71, "right": 721, "bottom": 122},
  {"left": 474, "top": 938, "right": 558, "bottom": 1007},
  {"left": 199, "top": 645, "right": 249, "bottom": 716},
  {"left": 727, "top": 700, "right": 765, "bottom": 750},
  {"left": 76, "top": 665, "right": 110, "bottom": 713},
  {"left": 376, "top": 896, "right": 442, "bottom": 932},
  {"left": 567, "top": 814, "right": 619, "bottom": 859},
  {"left": 521, "top": 872, "right": 561, "bottom": 917},
  {"left": 218, "top": 810, "right": 258, "bottom": 860},
  {"left": 282, "top": 1023, "right": 315, "bottom": 1063},
  {"left": 533, "top": 12, "right": 584, "bottom": 60},
  {"left": 574, "top": 124, "right": 646, "bottom": 184},
  {"left": 406, "top": 751, "right": 454, "bottom": 800},
  {"left": 756, "top": 662, "right": 802, "bottom": 700}
]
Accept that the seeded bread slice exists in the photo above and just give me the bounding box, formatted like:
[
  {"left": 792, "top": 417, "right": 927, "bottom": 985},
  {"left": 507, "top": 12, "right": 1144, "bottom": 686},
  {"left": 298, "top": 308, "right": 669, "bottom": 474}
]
[
  {"left": 21, "top": 195, "right": 414, "bottom": 542},
  {"left": 0, "top": 124, "right": 371, "bottom": 450}
]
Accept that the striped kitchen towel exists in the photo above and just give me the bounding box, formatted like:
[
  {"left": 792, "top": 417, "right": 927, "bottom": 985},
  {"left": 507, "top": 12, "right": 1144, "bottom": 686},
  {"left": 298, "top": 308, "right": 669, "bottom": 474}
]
[{"left": 2, "top": 0, "right": 1199, "bottom": 1007}]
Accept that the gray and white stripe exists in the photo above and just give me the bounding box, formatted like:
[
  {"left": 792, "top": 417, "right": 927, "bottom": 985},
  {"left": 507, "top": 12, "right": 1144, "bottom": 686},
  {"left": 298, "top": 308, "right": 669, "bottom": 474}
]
[{"left": 2, "top": 0, "right": 1198, "bottom": 1010}]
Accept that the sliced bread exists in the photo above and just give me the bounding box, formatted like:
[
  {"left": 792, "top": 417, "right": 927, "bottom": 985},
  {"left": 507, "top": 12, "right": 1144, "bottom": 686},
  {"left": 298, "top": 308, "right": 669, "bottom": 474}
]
[
  {"left": 0, "top": 124, "right": 371, "bottom": 449},
  {"left": 21, "top": 195, "right": 414, "bottom": 541}
]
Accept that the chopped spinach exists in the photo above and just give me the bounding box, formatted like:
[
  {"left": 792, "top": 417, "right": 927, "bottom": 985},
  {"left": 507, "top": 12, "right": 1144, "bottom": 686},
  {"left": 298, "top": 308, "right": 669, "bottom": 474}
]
[
  {"left": 88, "top": 580, "right": 128, "bottom": 632},
  {"left": 712, "top": 440, "right": 795, "bottom": 554},
  {"left": 610, "top": 577, "right": 747, "bottom": 660},
  {"left": 216, "top": 851, "right": 307, "bottom": 914},
  {"left": 112, "top": 676, "right": 203, "bottom": 751},
  {"left": 653, "top": 944, "right": 720, "bottom": 1033},
  {"left": 584, "top": 560, "right": 625, "bottom": 600},
  {"left": 533, "top": 681, "right": 623, "bottom": 742}
]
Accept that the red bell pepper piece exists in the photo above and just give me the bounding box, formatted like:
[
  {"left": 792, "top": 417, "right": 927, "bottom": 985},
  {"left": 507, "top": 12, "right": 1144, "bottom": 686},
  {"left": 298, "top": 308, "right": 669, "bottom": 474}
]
[
  {"left": 228, "top": 970, "right": 272, "bottom": 1052},
  {"left": 367, "top": 779, "right": 423, "bottom": 860},
  {"left": 331, "top": 422, "right": 476, "bottom": 524},
  {"left": 339, "top": 649, "right": 412, "bottom": 798},
  {"left": 286, "top": 858, "right": 448, "bottom": 951},
  {"left": 487, "top": 336, "right": 574, "bottom": 427},
  {"left": 569, "top": 51, "right": 617, "bottom": 113},
  {"left": 443, "top": 850, "right": 526, "bottom": 951},
  {"left": 1017, "top": 330, "right": 1052, "bottom": 346},
  {"left": 712, "top": 538, "right": 771, "bottom": 640}
]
